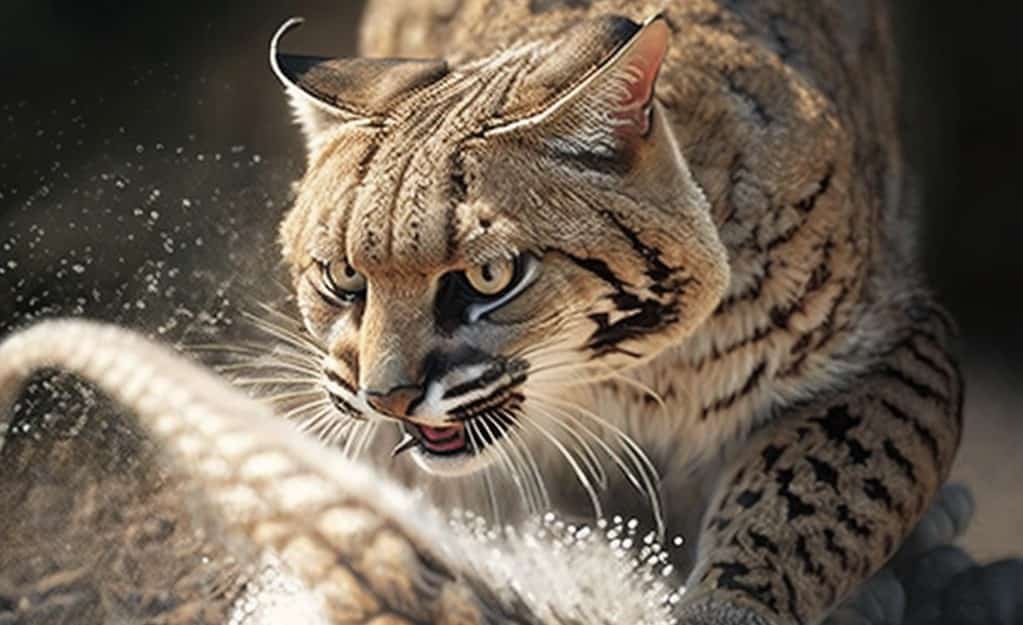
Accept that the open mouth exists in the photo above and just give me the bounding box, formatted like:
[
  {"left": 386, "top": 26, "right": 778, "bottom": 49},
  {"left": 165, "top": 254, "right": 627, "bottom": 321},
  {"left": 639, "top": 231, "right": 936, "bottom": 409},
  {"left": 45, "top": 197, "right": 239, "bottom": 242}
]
[
  {"left": 400, "top": 413, "right": 514, "bottom": 458},
  {"left": 411, "top": 423, "right": 468, "bottom": 455}
]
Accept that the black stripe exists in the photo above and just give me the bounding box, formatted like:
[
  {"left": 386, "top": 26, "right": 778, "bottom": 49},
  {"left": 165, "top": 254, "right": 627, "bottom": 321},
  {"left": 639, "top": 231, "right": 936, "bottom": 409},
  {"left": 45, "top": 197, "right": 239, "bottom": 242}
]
[
  {"left": 810, "top": 404, "right": 872, "bottom": 465},
  {"left": 781, "top": 571, "right": 805, "bottom": 625},
  {"left": 882, "top": 438, "right": 917, "bottom": 482},
  {"left": 762, "top": 444, "right": 785, "bottom": 471},
  {"left": 906, "top": 339, "right": 954, "bottom": 388},
  {"left": 862, "top": 477, "right": 895, "bottom": 511},
  {"left": 805, "top": 456, "right": 839, "bottom": 492},
  {"left": 600, "top": 209, "right": 677, "bottom": 285},
  {"left": 823, "top": 528, "right": 849, "bottom": 568},
  {"left": 735, "top": 489, "right": 764, "bottom": 509},
  {"left": 836, "top": 504, "right": 872, "bottom": 538},
  {"left": 879, "top": 365, "right": 949, "bottom": 404},
  {"left": 748, "top": 528, "right": 780, "bottom": 555},
  {"left": 776, "top": 467, "right": 816, "bottom": 520},
  {"left": 442, "top": 363, "right": 506, "bottom": 400},
  {"left": 555, "top": 246, "right": 685, "bottom": 359},
  {"left": 880, "top": 399, "right": 942, "bottom": 467},
  {"left": 794, "top": 168, "right": 834, "bottom": 213},
  {"left": 706, "top": 514, "right": 733, "bottom": 533},
  {"left": 710, "top": 562, "right": 779, "bottom": 614},
  {"left": 324, "top": 368, "right": 357, "bottom": 395},
  {"left": 558, "top": 250, "right": 621, "bottom": 286},
  {"left": 692, "top": 323, "right": 774, "bottom": 372},
  {"left": 760, "top": 167, "right": 835, "bottom": 257},
  {"left": 450, "top": 383, "right": 525, "bottom": 420},
  {"left": 701, "top": 360, "right": 767, "bottom": 418},
  {"left": 794, "top": 536, "right": 824, "bottom": 581},
  {"left": 716, "top": 261, "right": 770, "bottom": 313},
  {"left": 725, "top": 71, "right": 773, "bottom": 126},
  {"left": 328, "top": 391, "right": 362, "bottom": 419}
]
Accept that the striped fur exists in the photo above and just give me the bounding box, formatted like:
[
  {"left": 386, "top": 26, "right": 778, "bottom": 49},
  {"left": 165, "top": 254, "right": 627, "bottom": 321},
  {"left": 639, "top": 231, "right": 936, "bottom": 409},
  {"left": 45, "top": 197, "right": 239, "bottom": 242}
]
[{"left": 272, "top": 1, "right": 964, "bottom": 623}]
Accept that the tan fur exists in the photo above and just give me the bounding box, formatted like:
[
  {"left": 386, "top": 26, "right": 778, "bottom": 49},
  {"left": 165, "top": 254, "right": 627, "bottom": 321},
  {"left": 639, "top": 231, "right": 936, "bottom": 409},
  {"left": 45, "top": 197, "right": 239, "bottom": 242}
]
[
  {"left": 0, "top": 3, "right": 966, "bottom": 624},
  {"left": 271, "top": 1, "right": 962, "bottom": 623}
]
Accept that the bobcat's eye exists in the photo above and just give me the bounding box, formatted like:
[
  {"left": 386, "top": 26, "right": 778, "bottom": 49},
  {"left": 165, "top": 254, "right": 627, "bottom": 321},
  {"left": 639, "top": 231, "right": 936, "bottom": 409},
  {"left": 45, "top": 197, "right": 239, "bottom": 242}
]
[
  {"left": 464, "top": 258, "right": 516, "bottom": 297},
  {"left": 434, "top": 255, "right": 539, "bottom": 328},
  {"left": 319, "top": 258, "right": 366, "bottom": 301}
]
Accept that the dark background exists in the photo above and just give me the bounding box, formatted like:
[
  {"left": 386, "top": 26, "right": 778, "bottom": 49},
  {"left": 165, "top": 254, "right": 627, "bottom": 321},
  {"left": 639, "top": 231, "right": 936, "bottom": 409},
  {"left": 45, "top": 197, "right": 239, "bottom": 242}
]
[{"left": 1, "top": 2, "right": 1020, "bottom": 553}]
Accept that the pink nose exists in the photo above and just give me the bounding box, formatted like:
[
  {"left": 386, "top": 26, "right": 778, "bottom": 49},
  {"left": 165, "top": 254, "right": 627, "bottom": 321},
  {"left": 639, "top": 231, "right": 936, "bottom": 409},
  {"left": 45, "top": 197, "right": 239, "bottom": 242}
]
[{"left": 365, "top": 386, "right": 423, "bottom": 418}]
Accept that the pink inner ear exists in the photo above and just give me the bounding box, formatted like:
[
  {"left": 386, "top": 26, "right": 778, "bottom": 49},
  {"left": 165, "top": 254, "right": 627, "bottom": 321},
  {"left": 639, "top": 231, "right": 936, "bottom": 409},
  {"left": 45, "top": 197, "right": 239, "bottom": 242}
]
[{"left": 613, "top": 19, "right": 670, "bottom": 139}]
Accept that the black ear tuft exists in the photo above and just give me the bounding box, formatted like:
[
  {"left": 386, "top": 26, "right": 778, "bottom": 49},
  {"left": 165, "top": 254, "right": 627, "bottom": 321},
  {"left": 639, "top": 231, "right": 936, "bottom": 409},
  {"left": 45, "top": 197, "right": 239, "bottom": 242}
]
[
  {"left": 270, "top": 18, "right": 449, "bottom": 148},
  {"left": 274, "top": 54, "right": 450, "bottom": 117}
]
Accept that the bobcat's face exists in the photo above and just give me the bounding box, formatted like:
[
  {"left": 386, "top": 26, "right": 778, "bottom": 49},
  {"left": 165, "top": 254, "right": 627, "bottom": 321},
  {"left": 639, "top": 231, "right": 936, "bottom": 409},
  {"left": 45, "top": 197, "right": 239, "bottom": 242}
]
[{"left": 274, "top": 16, "right": 728, "bottom": 476}]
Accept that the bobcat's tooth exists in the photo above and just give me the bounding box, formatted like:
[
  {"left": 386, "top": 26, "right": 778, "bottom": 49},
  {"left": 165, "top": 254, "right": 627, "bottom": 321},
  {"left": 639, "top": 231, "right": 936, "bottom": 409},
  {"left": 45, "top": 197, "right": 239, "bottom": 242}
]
[{"left": 391, "top": 433, "right": 419, "bottom": 457}]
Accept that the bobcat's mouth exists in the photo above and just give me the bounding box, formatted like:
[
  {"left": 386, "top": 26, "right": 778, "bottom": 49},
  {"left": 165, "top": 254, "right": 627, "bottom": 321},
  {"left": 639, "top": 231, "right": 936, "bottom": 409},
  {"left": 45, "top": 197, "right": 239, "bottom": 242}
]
[
  {"left": 408, "top": 423, "right": 469, "bottom": 455},
  {"left": 400, "top": 411, "right": 514, "bottom": 458}
]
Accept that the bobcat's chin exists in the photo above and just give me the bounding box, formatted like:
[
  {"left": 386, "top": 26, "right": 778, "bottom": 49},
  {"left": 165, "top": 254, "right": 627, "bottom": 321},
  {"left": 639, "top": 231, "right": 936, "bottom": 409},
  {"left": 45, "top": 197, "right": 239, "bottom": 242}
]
[{"left": 410, "top": 445, "right": 492, "bottom": 477}]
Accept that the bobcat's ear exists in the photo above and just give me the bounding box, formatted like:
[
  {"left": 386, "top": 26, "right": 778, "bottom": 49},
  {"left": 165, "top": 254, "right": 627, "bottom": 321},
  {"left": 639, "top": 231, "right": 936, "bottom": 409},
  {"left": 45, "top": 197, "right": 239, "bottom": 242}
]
[
  {"left": 488, "top": 14, "right": 670, "bottom": 153},
  {"left": 270, "top": 18, "right": 449, "bottom": 152}
]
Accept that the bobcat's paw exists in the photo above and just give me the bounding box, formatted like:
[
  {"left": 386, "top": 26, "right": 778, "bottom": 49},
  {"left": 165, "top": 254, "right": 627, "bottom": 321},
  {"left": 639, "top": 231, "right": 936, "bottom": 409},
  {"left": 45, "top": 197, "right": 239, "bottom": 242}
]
[
  {"left": 906, "top": 558, "right": 1023, "bottom": 625},
  {"left": 676, "top": 597, "right": 774, "bottom": 625},
  {"left": 891, "top": 484, "right": 975, "bottom": 575},
  {"left": 825, "top": 569, "right": 905, "bottom": 625}
]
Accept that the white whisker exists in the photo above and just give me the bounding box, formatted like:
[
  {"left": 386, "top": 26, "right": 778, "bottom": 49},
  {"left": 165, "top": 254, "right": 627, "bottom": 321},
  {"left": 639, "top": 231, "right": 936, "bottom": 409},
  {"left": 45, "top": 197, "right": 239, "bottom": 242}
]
[
  {"left": 468, "top": 422, "right": 502, "bottom": 525},
  {"left": 242, "top": 311, "right": 325, "bottom": 356},
  {"left": 322, "top": 415, "right": 358, "bottom": 448},
  {"left": 526, "top": 390, "right": 665, "bottom": 538},
  {"left": 296, "top": 407, "right": 340, "bottom": 438},
  {"left": 354, "top": 421, "right": 379, "bottom": 459},
  {"left": 520, "top": 414, "right": 604, "bottom": 522},
  {"left": 259, "top": 388, "right": 325, "bottom": 405},
  {"left": 279, "top": 397, "right": 332, "bottom": 422},
  {"left": 216, "top": 359, "right": 322, "bottom": 378},
  {"left": 481, "top": 413, "right": 534, "bottom": 517},
  {"left": 499, "top": 409, "right": 551, "bottom": 515},
  {"left": 341, "top": 421, "right": 367, "bottom": 458},
  {"left": 232, "top": 376, "right": 318, "bottom": 387},
  {"left": 525, "top": 400, "right": 607, "bottom": 489}
]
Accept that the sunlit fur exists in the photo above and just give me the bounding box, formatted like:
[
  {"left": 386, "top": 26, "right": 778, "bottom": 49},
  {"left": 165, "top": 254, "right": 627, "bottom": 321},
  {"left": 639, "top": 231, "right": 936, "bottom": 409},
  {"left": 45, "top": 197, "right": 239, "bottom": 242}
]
[{"left": 270, "top": 14, "right": 730, "bottom": 530}]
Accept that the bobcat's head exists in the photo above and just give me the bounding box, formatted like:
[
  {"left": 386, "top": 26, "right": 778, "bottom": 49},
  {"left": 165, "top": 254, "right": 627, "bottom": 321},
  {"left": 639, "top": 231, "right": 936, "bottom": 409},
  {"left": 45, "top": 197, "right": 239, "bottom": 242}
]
[{"left": 273, "top": 15, "right": 728, "bottom": 478}]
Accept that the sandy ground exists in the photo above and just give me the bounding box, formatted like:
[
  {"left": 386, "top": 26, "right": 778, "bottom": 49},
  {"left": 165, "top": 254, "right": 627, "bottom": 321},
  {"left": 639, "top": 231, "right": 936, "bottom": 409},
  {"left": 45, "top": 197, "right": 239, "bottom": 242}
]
[{"left": 950, "top": 354, "right": 1023, "bottom": 559}]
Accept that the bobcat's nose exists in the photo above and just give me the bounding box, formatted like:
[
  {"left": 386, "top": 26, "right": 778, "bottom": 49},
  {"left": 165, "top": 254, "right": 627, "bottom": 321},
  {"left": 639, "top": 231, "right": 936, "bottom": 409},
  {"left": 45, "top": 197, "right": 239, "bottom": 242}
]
[{"left": 365, "top": 385, "right": 424, "bottom": 418}]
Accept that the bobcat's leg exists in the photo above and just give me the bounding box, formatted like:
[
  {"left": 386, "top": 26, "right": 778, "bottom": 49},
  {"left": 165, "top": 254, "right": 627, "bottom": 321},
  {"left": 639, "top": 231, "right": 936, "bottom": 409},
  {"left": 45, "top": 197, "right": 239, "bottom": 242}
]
[
  {"left": 677, "top": 302, "right": 962, "bottom": 625},
  {"left": 824, "top": 483, "right": 974, "bottom": 625}
]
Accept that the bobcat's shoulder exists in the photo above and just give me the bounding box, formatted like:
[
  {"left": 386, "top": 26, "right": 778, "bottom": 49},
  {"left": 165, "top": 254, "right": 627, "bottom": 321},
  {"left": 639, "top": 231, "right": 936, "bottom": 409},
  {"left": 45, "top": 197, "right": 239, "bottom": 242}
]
[{"left": 274, "top": 2, "right": 962, "bottom": 622}]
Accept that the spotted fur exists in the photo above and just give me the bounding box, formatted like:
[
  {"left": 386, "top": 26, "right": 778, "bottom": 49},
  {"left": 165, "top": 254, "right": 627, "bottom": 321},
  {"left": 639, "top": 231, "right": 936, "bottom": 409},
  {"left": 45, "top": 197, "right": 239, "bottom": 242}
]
[{"left": 270, "top": 1, "right": 963, "bottom": 623}]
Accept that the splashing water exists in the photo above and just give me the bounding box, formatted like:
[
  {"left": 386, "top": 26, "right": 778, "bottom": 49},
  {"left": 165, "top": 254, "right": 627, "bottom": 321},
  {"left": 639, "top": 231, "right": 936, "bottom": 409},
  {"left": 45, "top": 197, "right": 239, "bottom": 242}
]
[
  {"left": 227, "top": 552, "right": 331, "bottom": 625},
  {"left": 1, "top": 75, "right": 305, "bottom": 449},
  {"left": 450, "top": 510, "right": 687, "bottom": 625},
  {"left": 221, "top": 509, "right": 687, "bottom": 625}
]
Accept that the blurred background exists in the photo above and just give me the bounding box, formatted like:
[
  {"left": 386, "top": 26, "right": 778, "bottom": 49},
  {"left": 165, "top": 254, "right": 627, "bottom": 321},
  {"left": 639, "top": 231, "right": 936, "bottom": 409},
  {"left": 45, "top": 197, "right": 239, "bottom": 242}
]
[{"left": 0, "top": 1, "right": 1020, "bottom": 556}]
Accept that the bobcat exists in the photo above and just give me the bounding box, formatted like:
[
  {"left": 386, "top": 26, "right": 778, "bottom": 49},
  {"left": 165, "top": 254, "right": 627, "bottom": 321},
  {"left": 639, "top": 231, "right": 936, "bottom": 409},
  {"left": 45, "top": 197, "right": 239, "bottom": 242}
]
[
  {"left": 0, "top": 1, "right": 971, "bottom": 624},
  {"left": 269, "top": 0, "right": 962, "bottom": 623}
]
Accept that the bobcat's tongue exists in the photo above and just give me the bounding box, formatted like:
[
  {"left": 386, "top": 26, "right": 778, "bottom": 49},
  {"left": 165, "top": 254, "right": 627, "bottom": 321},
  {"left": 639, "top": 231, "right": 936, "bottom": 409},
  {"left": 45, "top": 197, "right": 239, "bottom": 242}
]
[{"left": 417, "top": 424, "right": 466, "bottom": 454}]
